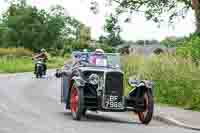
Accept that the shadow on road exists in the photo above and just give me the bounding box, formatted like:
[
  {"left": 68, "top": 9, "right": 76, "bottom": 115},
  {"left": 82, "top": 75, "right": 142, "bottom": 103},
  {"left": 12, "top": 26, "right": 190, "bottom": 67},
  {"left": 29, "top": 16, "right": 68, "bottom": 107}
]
[{"left": 61, "top": 111, "right": 141, "bottom": 125}]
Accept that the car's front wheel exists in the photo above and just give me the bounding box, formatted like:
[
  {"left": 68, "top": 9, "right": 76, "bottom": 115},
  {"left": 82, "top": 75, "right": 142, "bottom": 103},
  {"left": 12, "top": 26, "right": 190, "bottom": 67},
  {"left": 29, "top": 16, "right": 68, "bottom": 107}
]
[
  {"left": 70, "top": 84, "right": 84, "bottom": 120},
  {"left": 137, "top": 89, "right": 154, "bottom": 125}
]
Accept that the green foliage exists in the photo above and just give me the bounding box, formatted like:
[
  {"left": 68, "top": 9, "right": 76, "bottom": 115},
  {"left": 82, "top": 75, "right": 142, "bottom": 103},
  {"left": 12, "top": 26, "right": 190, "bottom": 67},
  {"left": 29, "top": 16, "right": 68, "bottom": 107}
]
[
  {"left": 104, "top": 46, "right": 115, "bottom": 53},
  {"left": 78, "top": 24, "right": 91, "bottom": 47},
  {"left": 123, "top": 55, "right": 200, "bottom": 111},
  {"left": 176, "top": 35, "right": 200, "bottom": 62},
  {"left": 105, "top": 0, "right": 192, "bottom": 25},
  {"left": 160, "top": 36, "right": 187, "bottom": 47},
  {"left": 0, "top": 48, "right": 33, "bottom": 57},
  {"left": 0, "top": 56, "right": 66, "bottom": 73},
  {"left": 135, "top": 39, "right": 159, "bottom": 45},
  {"left": 88, "top": 0, "right": 195, "bottom": 30},
  {"left": 98, "top": 44, "right": 115, "bottom": 53},
  {"left": 0, "top": 56, "right": 33, "bottom": 73},
  {"left": 0, "top": 1, "right": 92, "bottom": 55},
  {"left": 0, "top": 3, "right": 65, "bottom": 51},
  {"left": 103, "top": 13, "right": 124, "bottom": 47}
]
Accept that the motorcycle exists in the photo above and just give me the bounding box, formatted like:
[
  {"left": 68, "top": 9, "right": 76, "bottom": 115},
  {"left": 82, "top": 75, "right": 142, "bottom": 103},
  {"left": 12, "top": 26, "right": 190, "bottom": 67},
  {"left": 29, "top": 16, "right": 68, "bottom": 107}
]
[{"left": 34, "top": 58, "right": 46, "bottom": 78}]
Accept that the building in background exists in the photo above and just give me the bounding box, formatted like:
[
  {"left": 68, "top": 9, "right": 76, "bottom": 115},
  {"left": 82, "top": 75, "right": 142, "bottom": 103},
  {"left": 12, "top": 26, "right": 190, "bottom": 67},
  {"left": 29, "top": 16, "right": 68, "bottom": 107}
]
[{"left": 117, "top": 41, "right": 176, "bottom": 56}]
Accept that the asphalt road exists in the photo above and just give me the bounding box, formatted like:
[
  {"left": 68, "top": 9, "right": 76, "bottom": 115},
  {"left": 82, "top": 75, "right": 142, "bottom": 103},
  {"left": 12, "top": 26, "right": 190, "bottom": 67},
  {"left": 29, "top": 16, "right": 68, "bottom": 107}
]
[{"left": 0, "top": 70, "right": 198, "bottom": 133}]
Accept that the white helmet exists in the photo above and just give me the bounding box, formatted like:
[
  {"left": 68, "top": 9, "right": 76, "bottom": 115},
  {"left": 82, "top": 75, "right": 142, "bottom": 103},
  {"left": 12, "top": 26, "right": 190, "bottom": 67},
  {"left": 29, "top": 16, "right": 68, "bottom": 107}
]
[
  {"left": 95, "top": 48, "right": 104, "bottom": 53},
  {"left": 83, "top": 49, "right": 88, "bottom": 52},
  {"left": 41, "top": 48, "right": 46, "bottom": 53}
]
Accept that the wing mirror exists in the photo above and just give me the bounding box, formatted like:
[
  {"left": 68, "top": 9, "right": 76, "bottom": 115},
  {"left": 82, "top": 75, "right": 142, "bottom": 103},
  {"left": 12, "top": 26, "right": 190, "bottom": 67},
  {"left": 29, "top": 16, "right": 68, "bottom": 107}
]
[
  {"left": 64, "top": 64, "right": 71, "bottom": 69},
  {"left": 55, "top": 69, "right": 62, "bottom": 78}
]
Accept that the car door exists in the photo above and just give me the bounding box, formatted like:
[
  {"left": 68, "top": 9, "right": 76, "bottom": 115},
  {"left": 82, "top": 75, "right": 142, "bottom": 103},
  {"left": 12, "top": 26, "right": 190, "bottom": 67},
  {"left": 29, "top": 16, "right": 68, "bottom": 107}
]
[{"left": 61, "top": 64, "right": 72, "bottom": 104}]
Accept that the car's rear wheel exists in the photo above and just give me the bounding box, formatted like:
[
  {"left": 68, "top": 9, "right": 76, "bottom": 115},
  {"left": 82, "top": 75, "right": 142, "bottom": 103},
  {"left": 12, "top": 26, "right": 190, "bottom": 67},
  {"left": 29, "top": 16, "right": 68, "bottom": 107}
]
[
  {"left": 70, "top": 84, "right": 84, "bottom": 120},
  {"left": 137, "top": 89, "right": 154, "bottom": 125},
  {"left": 82, "top": 108, "right": 87, "bottom": 116}
]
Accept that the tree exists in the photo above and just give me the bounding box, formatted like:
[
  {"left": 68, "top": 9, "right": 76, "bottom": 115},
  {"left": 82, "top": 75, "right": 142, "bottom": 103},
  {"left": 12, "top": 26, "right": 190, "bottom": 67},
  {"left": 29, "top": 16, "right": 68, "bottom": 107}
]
[
  {"left": 98, "top": 35, "right": 107, "bottom": 43},
  {"left": 0, "top": 1, "right": 90, "bottom": 53},
  {"left": 160, "top": 36, "right": 186, "bottom": 47},
  {"left": 78, "top": 24, "right": 91, "bottom": 48},
  {"left": 90, "top": 0, "right": 200, "bottom": 34},
  {"left": 103, "top": 13, "right": 123, "bottom": 46},
  {"left": 136, "top": 40, "right": 145, "bottom": 45},
  {"left": 0, "top": 2, "right": 66, "bottom": 51}
]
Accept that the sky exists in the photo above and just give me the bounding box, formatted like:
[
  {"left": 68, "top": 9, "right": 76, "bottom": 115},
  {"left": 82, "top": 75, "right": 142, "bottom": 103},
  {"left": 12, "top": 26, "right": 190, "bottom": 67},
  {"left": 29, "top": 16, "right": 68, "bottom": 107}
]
[{"left": 0, "top": 0, "right": 196, "bottom": 41}]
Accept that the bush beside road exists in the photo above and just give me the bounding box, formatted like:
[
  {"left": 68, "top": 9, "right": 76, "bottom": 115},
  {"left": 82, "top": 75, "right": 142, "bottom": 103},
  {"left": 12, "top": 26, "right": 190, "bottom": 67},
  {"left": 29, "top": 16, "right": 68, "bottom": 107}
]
[
  {"left": 0, "top": 56, "right": 66, "bottom": 73},
  {"left": 123, "top": 55, "right": 200, "bottom": 111},
  {"left": 0, "top": 48, "right": 33, "bottom": 57}
]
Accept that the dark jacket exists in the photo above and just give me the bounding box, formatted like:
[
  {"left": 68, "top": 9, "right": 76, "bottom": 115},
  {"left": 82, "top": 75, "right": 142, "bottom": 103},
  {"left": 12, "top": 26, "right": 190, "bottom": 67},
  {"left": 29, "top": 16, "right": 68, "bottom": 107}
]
[{"left": 34, "top": 53, "right": 48, "bottom": 62}]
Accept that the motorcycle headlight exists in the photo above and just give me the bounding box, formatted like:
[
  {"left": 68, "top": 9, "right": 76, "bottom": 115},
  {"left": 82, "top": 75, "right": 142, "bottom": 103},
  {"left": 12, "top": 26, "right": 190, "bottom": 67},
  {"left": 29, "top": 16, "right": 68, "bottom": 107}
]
[{"left": 88, "top": 74, "right": 99, "bottom": 85}]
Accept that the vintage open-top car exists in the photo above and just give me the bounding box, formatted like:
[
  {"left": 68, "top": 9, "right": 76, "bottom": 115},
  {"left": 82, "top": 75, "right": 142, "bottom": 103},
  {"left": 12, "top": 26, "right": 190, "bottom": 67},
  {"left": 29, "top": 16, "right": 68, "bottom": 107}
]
[{"left": 55, "top": 51, "right": 154, "bottom": 124}]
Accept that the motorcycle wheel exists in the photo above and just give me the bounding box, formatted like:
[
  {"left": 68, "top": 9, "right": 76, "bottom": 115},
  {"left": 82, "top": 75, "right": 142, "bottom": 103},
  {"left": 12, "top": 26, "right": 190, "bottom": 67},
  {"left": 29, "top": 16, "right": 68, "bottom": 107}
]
[{"left": 36, "top": 66, "right": 42, "bottom": 78}]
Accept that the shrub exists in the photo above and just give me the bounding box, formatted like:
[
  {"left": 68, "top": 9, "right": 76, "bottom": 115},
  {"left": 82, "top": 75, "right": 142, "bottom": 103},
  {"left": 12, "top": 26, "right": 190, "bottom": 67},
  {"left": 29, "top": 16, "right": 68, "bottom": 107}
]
[
  {"left": 99, "top": 44, "right": 115, "bottom": 53},
  {"left": 90, "top": 44, "right": 115, "bottom": 53},
  {"left": 123, "top": 55, "right": 200, "bottom": 111},
  {"left": 0, "top": 48, "right": 33, "bottom": 57},
  {"left": 0, "top": 56, "right": 66, "bottom": 73},
  {"left": 176, "top": 35, "right": 200, "bottom": 63}
]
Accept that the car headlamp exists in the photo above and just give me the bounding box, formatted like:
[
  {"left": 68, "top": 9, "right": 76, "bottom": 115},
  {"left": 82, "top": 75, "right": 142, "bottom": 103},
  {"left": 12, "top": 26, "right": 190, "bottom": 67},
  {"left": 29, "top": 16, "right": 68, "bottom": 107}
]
[
  {"left": 143, "top": 80, "right": 153, "bottom": 88},
  {"left": 88, "top": 74, "right": 99, "bottom": 85}
]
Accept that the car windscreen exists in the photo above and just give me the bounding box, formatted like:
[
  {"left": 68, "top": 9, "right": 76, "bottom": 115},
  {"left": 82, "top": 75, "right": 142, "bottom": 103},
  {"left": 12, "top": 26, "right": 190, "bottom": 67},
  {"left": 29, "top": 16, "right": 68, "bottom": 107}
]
[{"left": 72, "top": 52, "right": 121, "bottom": 68}]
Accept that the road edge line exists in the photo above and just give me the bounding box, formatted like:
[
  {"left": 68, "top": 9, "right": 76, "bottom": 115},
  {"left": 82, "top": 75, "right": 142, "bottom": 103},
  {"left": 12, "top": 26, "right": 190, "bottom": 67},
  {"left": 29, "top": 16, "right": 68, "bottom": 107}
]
[{"left": 153, "top": 114, "right": 200, "bottom": 131}]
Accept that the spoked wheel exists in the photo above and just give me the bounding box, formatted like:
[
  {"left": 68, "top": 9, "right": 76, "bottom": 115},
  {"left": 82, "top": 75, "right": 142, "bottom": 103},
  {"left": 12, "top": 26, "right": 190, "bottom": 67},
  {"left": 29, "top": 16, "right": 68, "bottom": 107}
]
[
  {"left": 70, "top": 84, "right": 84, "bottom": 120},
  {"left": 138, "top": 89, "right": 154, "bottom": 125}
]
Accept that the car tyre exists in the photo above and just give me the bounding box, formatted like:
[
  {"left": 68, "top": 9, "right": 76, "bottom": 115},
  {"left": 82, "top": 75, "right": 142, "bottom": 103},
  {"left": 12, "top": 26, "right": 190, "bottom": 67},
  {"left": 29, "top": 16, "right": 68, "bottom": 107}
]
[
  {"left": 82, "top": 108, "right": 87, "bottom": 116},
  {"left": 138, "top": 89, "right": 154, "bottom": 125},
  {"left": 70, "top": 84, "right": 84, "bottom": 120}
]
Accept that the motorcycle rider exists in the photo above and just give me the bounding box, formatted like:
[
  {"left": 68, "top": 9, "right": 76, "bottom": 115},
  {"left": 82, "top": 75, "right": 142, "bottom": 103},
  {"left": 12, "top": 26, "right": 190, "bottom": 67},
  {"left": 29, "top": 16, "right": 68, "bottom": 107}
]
[{"left": 33, "top": 48, "right": 48, "bottom": 75}]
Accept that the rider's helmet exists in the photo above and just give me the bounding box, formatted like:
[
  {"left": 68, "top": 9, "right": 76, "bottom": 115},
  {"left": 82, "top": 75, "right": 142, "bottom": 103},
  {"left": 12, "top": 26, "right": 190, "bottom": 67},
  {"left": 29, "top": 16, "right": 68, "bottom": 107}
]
[
  {"left": 40, "top": 48, "right": 46, "bottom": 53},
  {"left": 83, "top": 49, "right": 88, "bottom": 52}
]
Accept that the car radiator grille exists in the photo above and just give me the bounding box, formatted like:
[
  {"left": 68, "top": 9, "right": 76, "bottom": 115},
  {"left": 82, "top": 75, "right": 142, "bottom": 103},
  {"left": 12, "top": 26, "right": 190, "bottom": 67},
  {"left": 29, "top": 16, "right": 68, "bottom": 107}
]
[{"left": 105, "top": 72, "right": 123, "bottom": 96}]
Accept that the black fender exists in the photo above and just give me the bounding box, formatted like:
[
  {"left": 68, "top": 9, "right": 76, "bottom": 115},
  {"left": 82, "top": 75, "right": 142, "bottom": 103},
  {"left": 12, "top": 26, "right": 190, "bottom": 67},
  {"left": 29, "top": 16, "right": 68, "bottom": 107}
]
[
  {"left": 128, "top": 81, "right": 154, "bottom": 98},
  {"left": 125, "top": 80, "right": 154, "bottom": 112}
]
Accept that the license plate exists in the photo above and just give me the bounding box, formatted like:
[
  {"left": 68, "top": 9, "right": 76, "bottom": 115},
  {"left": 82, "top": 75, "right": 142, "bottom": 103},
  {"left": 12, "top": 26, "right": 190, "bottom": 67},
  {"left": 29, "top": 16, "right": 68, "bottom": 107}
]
[{"left": 104, "top": 95, "right": 123, "bottom": 109}]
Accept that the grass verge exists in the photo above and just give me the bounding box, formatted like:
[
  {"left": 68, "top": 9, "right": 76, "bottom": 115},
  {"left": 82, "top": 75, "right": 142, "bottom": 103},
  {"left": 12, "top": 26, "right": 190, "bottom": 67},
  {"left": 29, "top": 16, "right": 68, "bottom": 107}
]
[
  {"left": 0, "top": 56, "right": 66, "bottom": 73},
  {"left": 122, "top": 54, "right": 200, "bottom": 111}
]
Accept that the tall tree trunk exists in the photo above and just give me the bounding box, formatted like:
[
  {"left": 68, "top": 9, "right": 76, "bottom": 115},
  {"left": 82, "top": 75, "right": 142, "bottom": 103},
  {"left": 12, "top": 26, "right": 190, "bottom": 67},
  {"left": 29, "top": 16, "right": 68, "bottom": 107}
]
[{"left": 192, "top": 0, "right": 200, "bottom": 34}]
